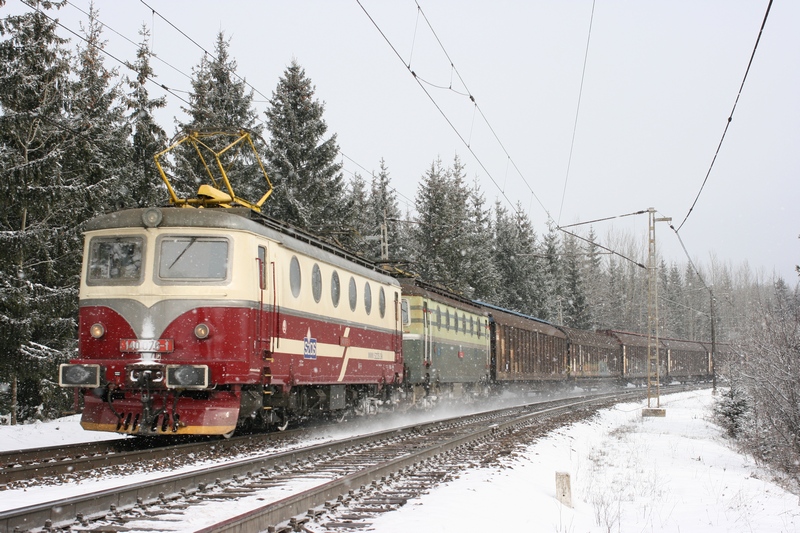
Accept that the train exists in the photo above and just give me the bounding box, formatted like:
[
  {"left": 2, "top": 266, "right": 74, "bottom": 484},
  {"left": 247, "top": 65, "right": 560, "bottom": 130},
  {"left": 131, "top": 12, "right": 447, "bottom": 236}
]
[
  {"left": 58, "top": 203, "right": 717, "bottom": 437},
  {"left": 57, "top": 131, "right": 716, "bottom": 437}
]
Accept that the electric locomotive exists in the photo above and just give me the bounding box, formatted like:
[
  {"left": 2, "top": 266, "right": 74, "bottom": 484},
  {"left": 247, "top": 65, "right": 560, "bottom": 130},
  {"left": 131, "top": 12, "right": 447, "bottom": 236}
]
[{"left": 59, "top": 132, "right": 404, "bottom": 436}]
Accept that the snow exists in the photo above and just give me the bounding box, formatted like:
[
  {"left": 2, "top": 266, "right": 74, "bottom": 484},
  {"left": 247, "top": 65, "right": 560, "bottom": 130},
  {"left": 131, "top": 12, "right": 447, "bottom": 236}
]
[{"left": 1, "top": 389, "right": 798, "bottom": 532}]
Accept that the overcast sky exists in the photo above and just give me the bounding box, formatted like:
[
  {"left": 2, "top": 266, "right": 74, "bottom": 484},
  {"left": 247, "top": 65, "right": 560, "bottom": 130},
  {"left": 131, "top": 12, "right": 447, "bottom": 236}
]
[{"left": 8, "top": 0, "right": 799, "bottom": 284}]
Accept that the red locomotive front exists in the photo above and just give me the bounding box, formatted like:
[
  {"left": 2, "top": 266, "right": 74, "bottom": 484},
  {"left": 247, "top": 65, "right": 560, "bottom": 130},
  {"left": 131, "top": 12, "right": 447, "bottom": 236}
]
[{"left": 60, "top": 207, "right": 404, "bottom": 436}]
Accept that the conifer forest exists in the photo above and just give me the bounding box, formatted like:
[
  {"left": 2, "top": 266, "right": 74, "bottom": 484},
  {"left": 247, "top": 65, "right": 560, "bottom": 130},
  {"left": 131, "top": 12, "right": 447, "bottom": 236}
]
[{"left": 1, "top": 3, "right": 798, "bottom": 480}]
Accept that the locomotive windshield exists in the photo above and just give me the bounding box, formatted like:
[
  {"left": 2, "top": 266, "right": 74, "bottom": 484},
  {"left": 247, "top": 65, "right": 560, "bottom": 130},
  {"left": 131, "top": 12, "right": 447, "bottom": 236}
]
[
  {"left": 158, "top": 236, "right": 229, "bottom": 281},
  {"left": 87, "top": 237, "right": 144, "bottom": 285}
]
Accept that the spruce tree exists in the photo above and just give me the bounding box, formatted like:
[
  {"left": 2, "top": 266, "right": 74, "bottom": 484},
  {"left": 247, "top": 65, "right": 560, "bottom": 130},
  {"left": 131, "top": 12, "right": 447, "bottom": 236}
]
[
  {"left": 462, "top": 179, "right": 498, "bottom": 301},
  {"left": 263, "top": 60, "right": 349, "bottom": 238},
  {"left": 0, "top": 2, "right": 79, "bottom": 422},
  {"left": 123, "top": 24, "right": 168, "bottom": 208},
  {"left": 562, "top": 232, "right": 589, "bottom": 329},
  {"left": 409, "top": 156, "right": 471, "bottom": 290},
  {"left": 65, "top": 3, "right": 132, "bottom": 219},
  {"left": 541, "top": 223, "right": 564, "bottom": 322},
  {"left": 367, "top": 159, "right": 403, "bottom": 261},
  {"left": 492, "top": 202, "right": 542, "bottom": 316},
  {"left": 582, "top": 226, "right": 605, "bottom": 327},
  {"left": 343, "top": 172, "right": 370, "bottom": 255},
  {"left": 176, "top": 32, "right": 264, "bottom": 203}
]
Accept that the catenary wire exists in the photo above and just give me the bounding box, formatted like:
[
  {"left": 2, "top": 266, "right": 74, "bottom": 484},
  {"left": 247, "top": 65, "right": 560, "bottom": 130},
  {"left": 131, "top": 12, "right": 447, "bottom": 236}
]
[
  {"left": 558, "top": 0, "right": 596, "bottom": 225},
  {"left": 676, "top": 0, "right": 773, "bottom": 232},
  {"left": 20, "top": 0, "right": 192, "bottom": 107}
]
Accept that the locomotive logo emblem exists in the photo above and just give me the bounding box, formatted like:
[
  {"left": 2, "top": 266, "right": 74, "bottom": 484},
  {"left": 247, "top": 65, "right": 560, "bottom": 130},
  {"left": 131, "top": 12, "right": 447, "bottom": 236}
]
[{"left": 304, "top": 328, "right": 317, "bottom": 360}]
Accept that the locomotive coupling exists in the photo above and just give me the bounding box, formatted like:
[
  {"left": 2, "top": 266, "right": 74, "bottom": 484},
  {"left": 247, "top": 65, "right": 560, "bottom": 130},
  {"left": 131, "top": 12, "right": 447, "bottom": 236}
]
[{"left": 126, "top": 363, "right": 210, "bottom": 389}]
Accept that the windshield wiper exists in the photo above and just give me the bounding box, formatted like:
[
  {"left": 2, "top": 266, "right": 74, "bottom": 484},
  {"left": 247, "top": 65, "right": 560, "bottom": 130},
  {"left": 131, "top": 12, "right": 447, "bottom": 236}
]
[{"left": 168, "top": 237, "right": 198, "bottom": 270}]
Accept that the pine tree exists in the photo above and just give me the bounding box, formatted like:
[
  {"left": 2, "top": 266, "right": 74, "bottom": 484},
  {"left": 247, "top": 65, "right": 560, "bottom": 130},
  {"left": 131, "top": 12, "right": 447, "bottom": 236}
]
[
  {"left": 562, "top": 232, "right": 589, "bottom": 329},
  {"left": 409, "top": 156, "right": 471, "bottom": 290},
  {"left": 541, "top": 223, "right": 563, "bottom": 322},
  {"left": 0, "top": 2, "right": 79, "bottom": 422},
  {"left": 367, "top": 159, "right": 403, "bottom": 261},
  {"left": 123, "top": 24, "right": 168, "bottom": 208},
  {"left": 462, "top": 179, "right": 498, "bottom": 301},
  {"left": 582, "top": 226, "right": 605, "bottom": 327},
  {"left": 492, "top": 202, "right": 542, "bottom": 316},
  {"left": 342, "top": 172, "right": 370, "bottom": 255},
  {"left": 263, "top": 60, "right": 349, "bottom": 239},
  {"left": 65, "top": 3, "right": 132, "bottom": 219},
  {"left": 176, "top": 32, "right": 264, "bottom": 203}
]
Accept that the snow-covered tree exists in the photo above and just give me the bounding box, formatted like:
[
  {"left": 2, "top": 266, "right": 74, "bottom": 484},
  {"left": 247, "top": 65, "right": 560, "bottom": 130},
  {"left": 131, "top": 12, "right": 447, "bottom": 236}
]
[
  {"left": 65, "top": 3, "right": 132, "bottom": 219},
  {"left": 409, "top": 156, "right": 471, "bottom": 291},
  {"left": 123, "top": 24, "right": 168, "bottom": 208},
  {"left": 492, "top": 202, "right": 542, "bottom": 316},
  {"left": 0, "top": 2, "right": 79, "bottom": 422},
  {"left": 461, "top": 179, "right": 499, "bottom": 301},
  {"left": 263, "top": 60, "right": 349, "bottom": 238},
  {"left": 176, "top": 32, "right": 264, "bottom": 203},
  {"left": 562, "top": 232, "right": 589, "bottom": 329},
  {"left": 367, "top": 159, "right": 403, "bottom": 262}
]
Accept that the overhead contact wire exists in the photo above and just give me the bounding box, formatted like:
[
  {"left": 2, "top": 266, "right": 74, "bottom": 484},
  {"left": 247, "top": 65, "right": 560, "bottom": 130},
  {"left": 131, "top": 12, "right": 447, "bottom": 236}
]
[
  {"left": 676, "top": 0, "right": 773, "bottom": 232},
  {"left": 558, "top": 0, "right": 596, "bottom": 224}
]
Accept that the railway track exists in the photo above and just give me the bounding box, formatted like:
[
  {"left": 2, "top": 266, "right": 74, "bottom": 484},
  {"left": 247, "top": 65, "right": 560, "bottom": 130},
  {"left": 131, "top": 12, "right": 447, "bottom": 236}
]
[
  {"left": 0, "top": 388, "right": 669, "bottom": 533},
  {"left": 0, "top": 429, "right": 310, "bottom": 487}
]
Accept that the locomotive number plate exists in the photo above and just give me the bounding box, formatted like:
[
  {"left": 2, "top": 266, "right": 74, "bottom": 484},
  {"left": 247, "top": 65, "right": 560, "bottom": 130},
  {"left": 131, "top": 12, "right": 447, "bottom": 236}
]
[{"left": 120, "top": 339, "right": 174, "bottom": 353}]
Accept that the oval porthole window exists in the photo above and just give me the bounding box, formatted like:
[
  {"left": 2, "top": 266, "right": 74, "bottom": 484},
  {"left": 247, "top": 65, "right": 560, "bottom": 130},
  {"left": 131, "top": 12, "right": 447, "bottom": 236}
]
[
  {"left": 331, "top": 270, "right": 340, "bottom": 307},
  {"left": 348, "top": 276, "right": 357, "bottom": 312},
  {"left": 445, "top": 309, "right": 450, "bottom": 331},
  {"left": 364, "top": 282, "right": 372, "bottom": 315},
  {"left": 289, "top": 256, "right": 301, "bottom": 298},
  {"left": 379, "top": 287, "right": 386, "bottom": 318},
  {"left": 311, "top": 264, "right": 322, "bottom": 303},
  {"left": 436, "top": 307, "right": 442, "bottom": 329}
]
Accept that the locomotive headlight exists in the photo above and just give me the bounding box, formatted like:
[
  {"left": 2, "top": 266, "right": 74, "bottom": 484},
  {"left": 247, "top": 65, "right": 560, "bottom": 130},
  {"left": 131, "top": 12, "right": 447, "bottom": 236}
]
[
  {"left": 59, "top": 364, "right": 101, "bottom": 387},
  {"left": 89, "top": 323, "right": 105, "bottom": 339},
  {"left": 194, "top": 323, "right": 210, "bottom": 339},
  {"left": 142, "top": 207, "right": 163, "bottom": 228},
  {"left": 166, "top": 365, "right": 209, "bottom": 389}
]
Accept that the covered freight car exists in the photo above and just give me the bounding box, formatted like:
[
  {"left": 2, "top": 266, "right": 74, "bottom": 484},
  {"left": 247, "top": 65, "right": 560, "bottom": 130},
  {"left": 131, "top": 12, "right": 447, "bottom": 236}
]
[
  {"left": 559, "top": 326, "right": 621, "bottom": 382},
  {"left": 479, "top": 302, "right": 568, "bottom": 387},
  {"left": 603, "top": 330, "right": 668, "bottom": 385},
  {"left": 663, "top": 337, "right": 711, "bottom": 383}
]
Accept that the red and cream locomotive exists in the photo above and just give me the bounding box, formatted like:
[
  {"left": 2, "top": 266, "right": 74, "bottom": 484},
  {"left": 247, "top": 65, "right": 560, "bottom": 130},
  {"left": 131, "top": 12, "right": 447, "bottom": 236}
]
[{"left": 59, "top": 133, "right": 404, "bottom": 436}]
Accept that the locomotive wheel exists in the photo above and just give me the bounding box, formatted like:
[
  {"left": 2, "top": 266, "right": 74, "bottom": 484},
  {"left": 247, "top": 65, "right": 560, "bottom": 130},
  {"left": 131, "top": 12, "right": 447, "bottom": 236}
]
[{"left": 222, "top": 428, "right": 235, "bottom": 439}]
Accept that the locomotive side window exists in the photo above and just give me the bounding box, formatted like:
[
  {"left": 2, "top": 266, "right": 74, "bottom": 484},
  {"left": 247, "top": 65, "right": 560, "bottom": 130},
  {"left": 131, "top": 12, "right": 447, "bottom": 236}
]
[
  {"left": 311, "top": 263, "right": 322, "bottom": 303},
  {"left": 87, "top": 237, "right": 144, "bottom": 285},
  {"left": 445, "top": 309, "right": 450, "bottom": 331},
  {"left": 364, "top": 282, "right": 372, "bottom": 315},
  {"left": 258, "top": 246, "right": 267, "bottom": 290},
  {"left": 436, "top": 307, "right": 441, "bottom": 330},
  {"left": 401, "top": 298, "right": 410, "bottom": 325},
  {"left": 289, "top": 256, "right": 301, "bottom": 297},
  {"left": 158, "top": 237, "right": 228, "bottom": 280},
  {"left": 348, "top": 276, "right": 357, "bottom": 312},
  {"left": 379, "top": 287, "right": 386, "bottom": 318},
  {"left": 331, "top": 270, "right": 341, "bottom": 307}
]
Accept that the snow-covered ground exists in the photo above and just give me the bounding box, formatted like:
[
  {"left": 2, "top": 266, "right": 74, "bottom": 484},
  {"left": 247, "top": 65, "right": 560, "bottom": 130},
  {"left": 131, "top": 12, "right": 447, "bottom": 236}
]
[
  {"left": 372, "top": 389, "right": 800, "bottom": 533},
  {"left": 1, "top": 389, "right": 798, "bottom": 532}
]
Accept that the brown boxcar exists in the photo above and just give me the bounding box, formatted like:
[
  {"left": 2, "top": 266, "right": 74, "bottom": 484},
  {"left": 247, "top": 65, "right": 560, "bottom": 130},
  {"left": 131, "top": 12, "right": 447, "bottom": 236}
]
[
  {"left": 481, "top": 303, "right": 568, "bottom": 384},
  {"left": 559, "top": 326, "right": 622, "bottom": 380}
]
